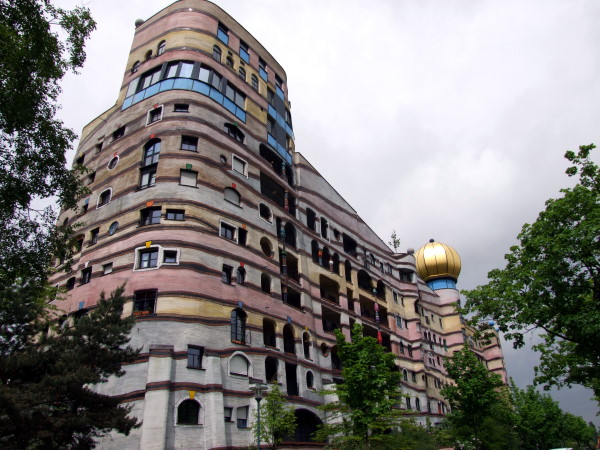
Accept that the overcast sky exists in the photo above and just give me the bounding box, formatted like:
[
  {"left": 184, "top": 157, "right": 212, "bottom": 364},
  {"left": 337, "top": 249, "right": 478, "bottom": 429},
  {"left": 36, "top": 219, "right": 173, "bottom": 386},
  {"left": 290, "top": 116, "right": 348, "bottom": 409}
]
[{"left": 54, "top": 0, "right": 600, "bottom": 424}]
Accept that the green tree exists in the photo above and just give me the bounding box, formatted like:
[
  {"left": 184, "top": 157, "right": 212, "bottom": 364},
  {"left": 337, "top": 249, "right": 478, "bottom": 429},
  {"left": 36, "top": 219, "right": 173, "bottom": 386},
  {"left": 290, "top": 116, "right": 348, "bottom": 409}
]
[
  {"left": 317, "top": 323, "right": 402, "bottom": 449},
  {"left": 463, "top": 144, "right": 600, "bottom": 402},
  {"left": 441, "top": 343, "right": 512, "bottom": 449},
  {"left": 252, "top": 384, "right": 296, "bottom": 449},
  {"left": 0, "top": 0, "right": 95, "bottom": 281},
  {"left": 510, "top": 383, "right": 597, "bottom": 450},
  {"left": 0, "top": 285, "right": 140, "bottom": 449}
]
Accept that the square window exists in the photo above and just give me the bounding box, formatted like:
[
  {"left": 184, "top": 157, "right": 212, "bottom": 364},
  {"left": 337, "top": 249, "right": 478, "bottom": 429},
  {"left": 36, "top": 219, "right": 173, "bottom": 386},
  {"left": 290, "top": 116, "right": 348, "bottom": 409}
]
[
  {"left": 133, "top": 289, "right": 157, "bottom": 314},
  {"left": 112, "top": 126, "right": 125, "bottom": 141},
  {"left": 90, "top": 228, "right": 99, "bottom": 245},
  {"left": 146, "top": 106, "right": 163, "bottom": 125},
  {"left": 163, "top": 250, "right": 178, "bottom": 264},
  {"left": 222, "top": 265, "right": 232, "bottom": 284},
  {"left": 95, "top": 143, "right": 103, "bottom": 154},
  {"left": 140, "top": 207, "right": 161, "bottom": 225},
  {"left": 138, "top": 248, "right": 159, "bottom": 269},
  {"left": 187, "top": 345, "right": 204, "bottom": 369},
  {"left": 174, "top": 103, "right": 189, "bottom": 112},
  {"left": 180, "top": 169, "right": 198, "bottom": 187},
  {"left": 102, "top": 263, "right": 113, "bottom": 275},
  {"left": 166, "top": 209, "right": 185, "bottom": 220},
  {"left": 81, "top": 267, "right": 92, "bottom": 285},
  {"left": 232, "top": 155, "right": 247, "bottom": 176},
  {"left": 181, "top": 135, "right": 198, "bottom": 151},
  {"left": 220, "top": 222, "right": 236, "bottom": 241}
]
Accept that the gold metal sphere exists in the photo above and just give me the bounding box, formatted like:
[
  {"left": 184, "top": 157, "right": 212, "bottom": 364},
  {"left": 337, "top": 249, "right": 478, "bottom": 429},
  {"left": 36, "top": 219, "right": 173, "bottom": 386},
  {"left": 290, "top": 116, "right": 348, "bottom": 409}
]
[{"left": 415, "top": 239, "right": 461, "bottom": 281}]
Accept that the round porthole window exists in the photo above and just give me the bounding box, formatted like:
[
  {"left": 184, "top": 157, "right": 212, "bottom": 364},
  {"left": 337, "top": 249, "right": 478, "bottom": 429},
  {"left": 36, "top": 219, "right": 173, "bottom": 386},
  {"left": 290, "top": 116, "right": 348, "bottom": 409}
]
[
  {"left": 108, "top": 221, "right": 119, "bottom": 236},
  {"left": 107, "top": 156, "right": 119, "bottom": 170}
]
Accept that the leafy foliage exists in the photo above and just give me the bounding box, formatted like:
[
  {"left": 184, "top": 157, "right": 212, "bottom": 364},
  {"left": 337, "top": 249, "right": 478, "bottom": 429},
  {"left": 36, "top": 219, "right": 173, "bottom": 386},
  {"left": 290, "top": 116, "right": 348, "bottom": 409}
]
[
  {"left": 252, "top": 383, "right": 296, "bottom": 449},
  {"left": 441, "top": 343, "right": 512, "bottom": 449},
  {"left": 317, "top": 323, "right": 401, "bottom": 449},
  {"left": 0, "top": 0, "right": 95, "bottom": 281},
  {"left": 510, "top": 383, "right": 597, "bottom": 450},
  {"left": 463, "top": 144, "right": 600, "bottom": 401},
  {"left": 0, "top": 285, "right": 140, "bottom": 449}
]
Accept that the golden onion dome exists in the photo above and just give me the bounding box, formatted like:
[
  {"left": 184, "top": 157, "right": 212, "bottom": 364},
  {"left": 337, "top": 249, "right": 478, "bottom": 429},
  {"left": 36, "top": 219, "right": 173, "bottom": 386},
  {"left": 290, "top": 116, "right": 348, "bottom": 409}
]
[{"left": 415, "top": 239, "right": 461, "bottom": 281}]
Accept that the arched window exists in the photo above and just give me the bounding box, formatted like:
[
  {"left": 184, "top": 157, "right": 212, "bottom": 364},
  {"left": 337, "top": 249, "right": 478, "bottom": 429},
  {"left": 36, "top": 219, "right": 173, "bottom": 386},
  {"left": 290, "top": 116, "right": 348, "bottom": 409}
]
[
  {"left": 230, "top": 309, "right": 246, "bottom": 343},
  {"left": 157, "top": 40, "right": 166, "bottom": 56},
  {"left": 97, "top": 188, "right": 112, "bottom": 208},
  {"left": 260, "top": 237, "right": 273, "bottom": 257},
  {"left": 144, "top": 50, "right": 152, "bottom": 61},
  {"left": 229, "top": 353, "right": 249, "bottom": 376},
  {"left": 236, "top": 267, "right": 246, "bottom": 285},
  {"left": 238, "top": 67, "right": 246, "bottom": 80},
  {"left": 213, "top": 45, "right": 221, "bottom": 62},
  {"left": 251, "top": 74, "right": 259, "bottom": 90},
  {"left": 224, "top": 187, "right": 240, "bottom": 205},
  {"left": 283, "top": 324, "right": 295, "bottom": 354},
  {"left": 261, "top": 273, "right": 271, "bottom": 293},
  {"left": 177, "top": 399, "right": 200, "bottom": 425},
  {"left": 143, "top": 139, "right": 161, "bottom": 166},
  {"left": 306, "top": 370, "right": 314, "bottom": 389},
  {"left": 302, "top": 332, "right": 311, "bottom": 359},
  {"left": 131, "top": 61, "right": 140, "bottom": 73},
  {"left": 224, "top": 123, "right": 245, "bottom": 142}
]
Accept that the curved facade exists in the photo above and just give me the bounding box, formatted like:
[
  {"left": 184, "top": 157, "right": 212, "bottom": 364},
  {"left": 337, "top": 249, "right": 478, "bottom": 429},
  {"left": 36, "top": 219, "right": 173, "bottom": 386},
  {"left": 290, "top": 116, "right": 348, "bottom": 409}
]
[{"left": 51, "top": 2, "right": 506, "bottom": 449}]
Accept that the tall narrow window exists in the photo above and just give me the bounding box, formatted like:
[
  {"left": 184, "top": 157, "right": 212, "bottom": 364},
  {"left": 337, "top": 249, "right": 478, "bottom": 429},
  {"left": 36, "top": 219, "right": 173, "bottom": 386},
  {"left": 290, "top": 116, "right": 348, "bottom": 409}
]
[
  {"left": 251, "top": 74, "right": 259, "bottom": 91},
  {"left": 143, "top": 139, "right": 161, "bottom": 165},
  {"left": 236, "top": 267, "right": 246, "bottom": 285},
  {"left": 232, "top": 155, "right": 247, "bottom": 176},
  {"left": 239, "top": 41, "right": 250, "bottom": 63},
  {"left": 230, "top": 309, "right": 246, "bottom": 343},
  {"left": 217, "top": 23, "right": 229, "bottom": 45},
  {"left": 81, "top": 267, "right": 92, "bottom": 285},
  {"left": 187, "top": 346, "right": 203, "bottom": 369},
  {"left": 157, "top": 40, "right": 166, "bottom": 56},
  {"left": 213, "top": 45, "right": 221, "bottom": 62},
  {"left": 90, "top": 228, "right": 99, "bottom": 245},
  {"left": 222, "top": 265, "right": 233, "bottom": 284},
  {"left": 238, "top": 67, "right": 246, "bottom": 80}
]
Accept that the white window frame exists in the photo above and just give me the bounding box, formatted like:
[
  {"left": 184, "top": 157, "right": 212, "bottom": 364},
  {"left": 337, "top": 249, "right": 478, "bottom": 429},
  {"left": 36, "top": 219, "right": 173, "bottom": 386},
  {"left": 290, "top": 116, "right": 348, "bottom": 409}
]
[
  {"left": 173, "top": 396, "right": 204, "bottom": 427},
  {"left": 232, "top": 154, "right": 248, "bottom": 177},
  {"left": 258, "top": 203, "right": 273, "bottom": 224},
  {"left": 133, "top": 245, "right": 180, "bottom": 271},
  {"left": 227, "top": 351, "right": 253, "bottom": 378},
  {"left": 102, "top": 262, "right": 113, "bottom": 275},
  {"left": 146, "top": 104, "right": 164, "bottom": 126}
]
